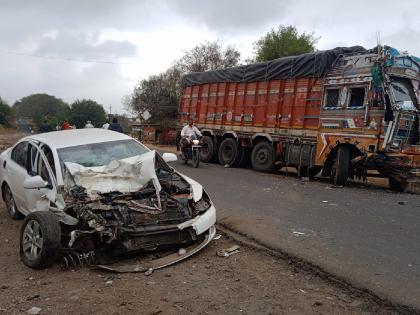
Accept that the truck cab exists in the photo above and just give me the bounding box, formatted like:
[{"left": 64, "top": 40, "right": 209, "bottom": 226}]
[{"left": 318, "top": 48, "right": 420, "bottom": 191}]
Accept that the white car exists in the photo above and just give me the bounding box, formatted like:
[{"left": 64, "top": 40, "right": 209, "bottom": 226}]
[{"left": 0, "top": 129, "right": 216, "bottom": 270}]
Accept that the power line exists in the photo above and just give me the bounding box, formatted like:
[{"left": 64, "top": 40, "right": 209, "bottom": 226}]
[{"left": 0, "top": 49, "right": 138, "bottom": 65}]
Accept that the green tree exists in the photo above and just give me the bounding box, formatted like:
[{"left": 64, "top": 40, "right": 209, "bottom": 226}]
[
  {"left": 69, "top": 99, "right": 107, "bottom": 128},
  {"left": 253, "top": 25, "right": 319, "bottom": 62},
  {"left": 13, "top": 93, "right": 69, "bottom": 127},
  {"left": 176, "top": 41, "right": 241, "bottom": 73},
  {"left": 128, "top": 67, "right": 181, "bottom": 127},
  {"left": 0, "top": 97, "right": 12, "bottom": 127}
]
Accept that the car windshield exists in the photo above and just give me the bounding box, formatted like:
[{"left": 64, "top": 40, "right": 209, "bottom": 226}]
[
  {"left": 58, "top": 139, "right": 149, "bottom": 167},
  {"left": 391, "top": 79, "right": 418, "bottom": 111}
]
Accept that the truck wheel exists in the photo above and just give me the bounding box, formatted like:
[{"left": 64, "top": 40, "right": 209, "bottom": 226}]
[
  {"left": 3, "top": 184, "right": 24, "bottom": 220},
  {"left": 332, "top": 146, "right": 350, "bottom": 186},
  {"left": 200, "top": 136, "right": 214, "bottom": 163},
  {"left": 218, "top": 138, "right": 239, "bottom": 166},
  {"left": 20, "top": 211, "right": 61, "bottom": 269},
  {"left": 389, "top": 177, "right": 406, "bottom": 192},
  {"left": 251, "top": 141, "right": 274, "bottom": 172}
]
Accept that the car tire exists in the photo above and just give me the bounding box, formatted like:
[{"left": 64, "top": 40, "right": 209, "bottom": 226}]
[
  {"left": 251, "top": 141, "right": 275, "bottom": 172},
  {"left": 332, "top": 146, "right": 350, "bottom": 186},
  {"left": 200, "top": 136, "right": 214, "bottom": 163},
  {"left": 20, "top": 211, "right": 61, "bottom": 269},
  {"left": 218, "top": 138, "right": 240, "bottom": 167},
  {"left": 3, "top": 184, "right": 24, "bottom": 220}
]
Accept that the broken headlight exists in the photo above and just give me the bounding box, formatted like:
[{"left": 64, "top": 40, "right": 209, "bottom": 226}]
[{"left": 193, "top": 191, "right": 212, "bottom": 213}]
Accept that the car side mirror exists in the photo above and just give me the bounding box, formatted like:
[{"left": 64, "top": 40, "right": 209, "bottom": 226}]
[
  {"left": 162, "top": 153, "right": 177, "bottom": 163},
  {"left": 23, "top": 175, "right": 48, "bottom": 189}
]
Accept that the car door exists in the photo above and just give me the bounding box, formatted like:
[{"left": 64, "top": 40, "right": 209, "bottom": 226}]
[
  {"left": 7, "top": 141, "right": 31, "bottom": 213},
  {"left": 23, "top": 142, "right": 58, "bottom": 212}
]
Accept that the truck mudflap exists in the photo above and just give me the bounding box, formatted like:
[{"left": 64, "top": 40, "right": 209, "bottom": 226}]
[{"left": 95, "top": 225, "right": 216, "bottom": 273}]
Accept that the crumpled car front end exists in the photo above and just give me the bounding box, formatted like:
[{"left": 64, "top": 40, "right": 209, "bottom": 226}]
[{"left": 60, "top": 151, "right": 216, "bottom": 266}]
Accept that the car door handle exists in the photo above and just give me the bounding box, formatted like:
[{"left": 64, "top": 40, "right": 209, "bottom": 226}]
[{"left": 2, "top": 161, "right": 6, "bottom": 168}]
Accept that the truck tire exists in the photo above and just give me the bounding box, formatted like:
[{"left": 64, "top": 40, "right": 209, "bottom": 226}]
[
  {"left": 20, "top": 211, "right": 61, "bottom": 269},
  {"left": 200, "top": 136, "right": 214, "bottom": 163},
  {"left": 3, "top": 184, "right": 24, "bottom": 220},
  {"left": 389, "top": 177, "right": 406, "bottom": 192},
  {"left": 218, "top": 138, "right": 240, "bottom": 167},
  {"left": 332, "top": 146, "right": 350, "bottom": 186},
  {"left": 251, "top": 141, "right": 274, "bottom": 172}
]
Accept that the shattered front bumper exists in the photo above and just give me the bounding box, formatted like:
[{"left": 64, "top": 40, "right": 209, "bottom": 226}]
[{"left": 177, "top": 204, "right": 217, "bottom": 235}]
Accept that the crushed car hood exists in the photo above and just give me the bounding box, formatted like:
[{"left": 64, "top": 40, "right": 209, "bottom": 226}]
[{"left": 63, "top": 150, "right": 204, "bottom": 202}]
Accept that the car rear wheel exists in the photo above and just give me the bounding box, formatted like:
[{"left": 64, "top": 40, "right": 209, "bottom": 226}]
[
  {"left": 3, "top": 184, "right": 24, "bottom": 220},
  {"left": 20, "top": 211, "right": 61, "bottom": 269}
]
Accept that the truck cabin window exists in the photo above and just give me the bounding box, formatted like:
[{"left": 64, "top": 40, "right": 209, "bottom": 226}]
[
  {"left": 391, "top": 80, "right": 417, "bottom": 111},
  {"left": 325, "top": 89, "right": 340, "bottom": 108},
  {"left": 348, "top": 87, "right": 365, "bottom": 108}
]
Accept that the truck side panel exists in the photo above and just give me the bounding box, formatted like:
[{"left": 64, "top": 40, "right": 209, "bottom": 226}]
[{"left": 180, "top": 77, "right": 323, "bottom": 134}]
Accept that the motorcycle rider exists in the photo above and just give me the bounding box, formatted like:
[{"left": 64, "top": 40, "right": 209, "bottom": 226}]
[{"left": 180, "top": 119, "right": 202, "bottom": 159}]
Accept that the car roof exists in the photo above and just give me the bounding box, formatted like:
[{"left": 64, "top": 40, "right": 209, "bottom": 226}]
[{"left": 24, "top": 128, "right": 132, "bottom": 149}]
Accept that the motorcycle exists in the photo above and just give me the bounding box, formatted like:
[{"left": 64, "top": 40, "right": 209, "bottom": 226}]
[{"left": 180, "top": 134, "right": 202, "bottom": 168}]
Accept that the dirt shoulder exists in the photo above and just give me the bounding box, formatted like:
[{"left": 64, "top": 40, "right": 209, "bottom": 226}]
[{"left": 0, "top": 203, "right": 397, "bottom": 315}]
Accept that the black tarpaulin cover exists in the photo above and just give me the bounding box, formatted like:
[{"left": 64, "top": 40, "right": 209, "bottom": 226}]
[{"left": 182, "top": 46, "right": 367, "bottom": 87}]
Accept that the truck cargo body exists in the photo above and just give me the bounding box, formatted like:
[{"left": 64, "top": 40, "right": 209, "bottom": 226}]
[{"left": 179, "top": 47, "right": 420, "bottom": 192}]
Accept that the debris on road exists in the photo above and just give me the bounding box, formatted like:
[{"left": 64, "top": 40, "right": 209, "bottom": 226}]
[
  {"left": 213, "top": 234, "right": 222, "bottom": 240},
  {"left": 293, "top": 231, "right": 305, "bottom": 236},
  {"left": 26, "top": 307, "right": 42, "bottom": 315},
  {"left": 217, "top": 245, "right": 240, "bottom": 257}
]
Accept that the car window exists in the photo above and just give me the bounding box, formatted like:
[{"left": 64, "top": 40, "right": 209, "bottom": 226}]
[
  {"left": 29, "top": 144, "right": 55, "bottom": 186},
  {"left": 11, "top": 141, "right": 28, "bottom": 169},
  {"left": 57, "top": 139, "right": 149, "bottom": 168}
]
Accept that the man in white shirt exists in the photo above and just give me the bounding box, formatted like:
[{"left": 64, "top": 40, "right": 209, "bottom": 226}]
[
  {"left": 181, "top": 119, "right": 202, "bottom": 138},
  {"left": 180, "top": 119, "right": 202, "bottom": 158}
]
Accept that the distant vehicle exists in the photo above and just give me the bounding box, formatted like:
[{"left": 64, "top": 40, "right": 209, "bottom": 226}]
[
  {"left": 179, "top": 46, "right": 420, "bottom": 193},
  {"left": 0, "top": 128, "right": 216, "bottom": 269}
]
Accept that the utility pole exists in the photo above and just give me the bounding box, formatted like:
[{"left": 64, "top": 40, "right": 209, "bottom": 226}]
[{"left": 109, "top": 104, "right": 112, "bottom": 120}]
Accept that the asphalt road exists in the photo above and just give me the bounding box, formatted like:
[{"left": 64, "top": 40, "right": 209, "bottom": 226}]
[{"left": 169, "top": 157, "right": 420, "bottom": 309}]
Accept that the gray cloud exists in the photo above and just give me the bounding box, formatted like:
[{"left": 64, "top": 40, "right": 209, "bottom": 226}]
[
  {"left": 163, "top": 0, "right": 288, "bottom": 32},
  {"left": 35, "top": 32, "right": 138, "bottom": 60}
]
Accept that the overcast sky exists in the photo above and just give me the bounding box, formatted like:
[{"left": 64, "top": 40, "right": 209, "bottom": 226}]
[{"left": 1, "top": 0, "right": 419, "bottom": 114}]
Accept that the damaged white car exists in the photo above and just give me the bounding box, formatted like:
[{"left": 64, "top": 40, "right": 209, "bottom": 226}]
[{"left": 0, "top": 129, "right": 216, "bottom": 270}]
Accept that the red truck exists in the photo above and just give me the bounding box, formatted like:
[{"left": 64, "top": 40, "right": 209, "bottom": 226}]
[{"left": 179, "top": 46, "right": 420, "bottom": 193}]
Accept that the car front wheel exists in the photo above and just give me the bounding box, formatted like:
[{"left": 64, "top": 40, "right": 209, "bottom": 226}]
[
  {"left": 20, "top": 211, "right": 61, "bottom": 269},
  {"left": 3, "top": 184, "right": 24, "bottom": 220}
]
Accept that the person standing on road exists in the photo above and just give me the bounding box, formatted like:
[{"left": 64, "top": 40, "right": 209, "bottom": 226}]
[
  {"left": 102, "top": 120, "right": 110, "bottom": 129},
  {"left": 108, "top": 117, "right": 124, "bottom": 133},
  {"left": 61, "top": 121, "right": 72, "bottom": 130}
]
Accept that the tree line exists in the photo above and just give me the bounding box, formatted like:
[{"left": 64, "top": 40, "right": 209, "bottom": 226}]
[
  {"left": 125, "top": 25, "right": 318, "bottom": 127},
  {"left": 0, "top": 94, "right": 114, "bottom": 131}
]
